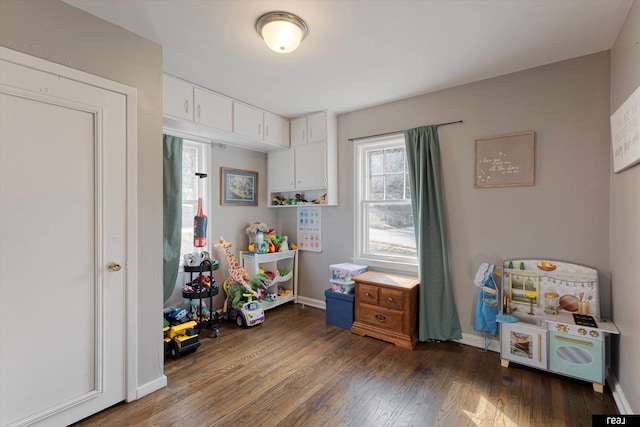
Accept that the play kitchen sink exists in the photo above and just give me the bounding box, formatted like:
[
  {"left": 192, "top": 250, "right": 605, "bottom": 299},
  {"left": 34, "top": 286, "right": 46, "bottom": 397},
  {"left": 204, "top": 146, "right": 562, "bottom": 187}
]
[{"left": 498, "top": 260, "right": 619, "bottom": 393}]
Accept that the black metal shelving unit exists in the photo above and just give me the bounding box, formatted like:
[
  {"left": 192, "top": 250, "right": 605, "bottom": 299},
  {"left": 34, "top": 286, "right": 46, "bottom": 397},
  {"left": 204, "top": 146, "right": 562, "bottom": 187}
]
[{"left": 183, "top": 259, "right": 221, "bottom": 337}]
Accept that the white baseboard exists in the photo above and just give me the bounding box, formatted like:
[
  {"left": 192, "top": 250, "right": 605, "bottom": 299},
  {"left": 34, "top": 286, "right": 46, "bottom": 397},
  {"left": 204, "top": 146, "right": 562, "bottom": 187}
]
[
  {"left": 131, "top": 375, "right": 167, "bottom": 402},
  {"left": 457, "top": 332, "right": 501, "bottom": 353},
  {"left": 296, "top": 296, "right": 325, "bottom": 310},
  {"left": 608, "top": 373, "right": 633, "bottom": 414}
]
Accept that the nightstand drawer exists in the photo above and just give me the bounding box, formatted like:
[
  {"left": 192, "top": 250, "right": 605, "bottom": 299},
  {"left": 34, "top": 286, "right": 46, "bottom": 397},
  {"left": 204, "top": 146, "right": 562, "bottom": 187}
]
[
  {"left": 380, "top": 288, "right": 403, "bottom": 311},
  {"left": 358, "top": 284, "right": 379, "bottom": 305},
  {"left": 358, "top": 305, "right": 403, "bottom": 332}
]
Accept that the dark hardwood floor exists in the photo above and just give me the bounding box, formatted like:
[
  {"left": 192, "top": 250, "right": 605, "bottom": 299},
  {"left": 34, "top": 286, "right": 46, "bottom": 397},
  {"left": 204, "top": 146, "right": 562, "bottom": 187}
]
[{"left": 75, "top": 303, "right": 618, "bottom": 426}]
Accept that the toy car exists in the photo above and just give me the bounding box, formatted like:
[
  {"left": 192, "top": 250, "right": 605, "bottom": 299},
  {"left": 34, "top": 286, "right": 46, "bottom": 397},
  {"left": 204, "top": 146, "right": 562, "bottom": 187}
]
[
  {"left": 227, "top": 299, "right": 265, "bottom": 327},
  {"left": 163, "top": 307, "right": 189, "bottom": 324},
  {"left": 164, "top": 320, "right": 200, "bottom": 359}
]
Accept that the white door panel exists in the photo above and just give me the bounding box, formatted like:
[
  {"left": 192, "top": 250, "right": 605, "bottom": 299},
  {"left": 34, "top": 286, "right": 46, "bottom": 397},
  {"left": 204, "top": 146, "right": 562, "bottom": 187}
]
[{"left": 1, "top": 58, "right": 126, "bottom": 426}]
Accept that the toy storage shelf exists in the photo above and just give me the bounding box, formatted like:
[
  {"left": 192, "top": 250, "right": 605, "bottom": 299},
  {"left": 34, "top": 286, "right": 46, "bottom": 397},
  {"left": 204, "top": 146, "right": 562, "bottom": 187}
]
[
  {"left": 183, "top": 259, "right": 220, "bottom": 334},
  {"left": 241, "top": 250, "right": 298, "bottom": 311}
]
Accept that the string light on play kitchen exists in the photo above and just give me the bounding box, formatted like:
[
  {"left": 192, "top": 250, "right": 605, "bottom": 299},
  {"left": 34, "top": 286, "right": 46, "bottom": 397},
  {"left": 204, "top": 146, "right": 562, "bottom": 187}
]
[{"left": 255, "top": 11, "right": 308, "bottom": 53}]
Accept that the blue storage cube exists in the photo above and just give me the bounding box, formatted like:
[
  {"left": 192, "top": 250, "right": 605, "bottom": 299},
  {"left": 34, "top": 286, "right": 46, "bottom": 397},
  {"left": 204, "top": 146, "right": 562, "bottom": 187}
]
[{"left": 325, "top": 288, "right": 354, "bottom": 329}]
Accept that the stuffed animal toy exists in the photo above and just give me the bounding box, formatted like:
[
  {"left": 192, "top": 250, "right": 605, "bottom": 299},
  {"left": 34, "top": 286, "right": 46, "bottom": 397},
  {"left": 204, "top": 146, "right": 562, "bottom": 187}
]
[
  {"left": 245, "top": 222, "right": 270, "bottom": 235},
  {"left": 224, "top": 272, "right": 270, "bottom": 311}
]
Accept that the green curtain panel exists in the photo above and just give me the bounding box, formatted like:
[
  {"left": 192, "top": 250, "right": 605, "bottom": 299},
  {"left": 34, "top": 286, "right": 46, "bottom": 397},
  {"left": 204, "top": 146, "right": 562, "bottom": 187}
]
[
  {"left": 163, "top": 134, "right": 183, "bottom": 304},
  {"left": 405, "top": 126, "right": 462, "bottom": 341}
]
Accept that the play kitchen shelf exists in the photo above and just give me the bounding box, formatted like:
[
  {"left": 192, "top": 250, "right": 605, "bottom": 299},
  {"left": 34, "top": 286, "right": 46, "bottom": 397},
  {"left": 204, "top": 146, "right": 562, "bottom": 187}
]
[
  {"left": 240, "top": 250, "right": 298, "bottom": 311},
  {"left": 498, "top": 260, "right": 619, "bottom": 393}
]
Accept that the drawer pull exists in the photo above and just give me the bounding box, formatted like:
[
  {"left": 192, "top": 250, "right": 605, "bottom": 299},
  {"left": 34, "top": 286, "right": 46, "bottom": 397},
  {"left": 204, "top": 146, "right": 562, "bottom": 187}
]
[
  {"left": 375, "top": 314, "right": 386, "bottom": 322},
  {"left": 365, "top": 292, "right": 370, "bottom": 297},
  {"left": 387, "top": 297, "right": 393, "bottom": 302}
]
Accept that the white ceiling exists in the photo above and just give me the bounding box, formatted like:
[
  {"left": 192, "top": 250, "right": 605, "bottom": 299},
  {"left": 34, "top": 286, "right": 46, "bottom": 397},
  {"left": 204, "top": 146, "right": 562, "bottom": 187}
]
[{"left": 64, "top": 0, "right": 633, "bottom": 118}]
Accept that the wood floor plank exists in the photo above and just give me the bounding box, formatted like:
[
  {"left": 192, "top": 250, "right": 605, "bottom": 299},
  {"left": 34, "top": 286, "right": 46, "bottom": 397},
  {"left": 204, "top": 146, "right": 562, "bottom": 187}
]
[{"left": 73, "top": 304, "right": 619, "bottom": 427}]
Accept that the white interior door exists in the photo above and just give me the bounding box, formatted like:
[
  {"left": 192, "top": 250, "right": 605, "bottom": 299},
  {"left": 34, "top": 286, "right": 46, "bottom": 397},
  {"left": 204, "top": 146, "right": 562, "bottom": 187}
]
[{"left": 0, "top": 58, "right": 127, "bottom": 426}]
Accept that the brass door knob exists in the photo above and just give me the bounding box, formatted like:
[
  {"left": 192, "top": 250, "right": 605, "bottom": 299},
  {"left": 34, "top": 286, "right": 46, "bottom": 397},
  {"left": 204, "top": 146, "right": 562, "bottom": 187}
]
[{"left": 109, "top": 263, "right": 122, "bottom": 272}]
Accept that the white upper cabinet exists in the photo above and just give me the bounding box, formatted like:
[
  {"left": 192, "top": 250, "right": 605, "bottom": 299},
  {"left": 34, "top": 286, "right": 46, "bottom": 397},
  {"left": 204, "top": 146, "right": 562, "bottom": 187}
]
[
  {"left": 267, "top": 149, "right": 295, "bottom": 192},
  {"left": 268, "top": 111, "right": 338, "bottom": 206},
  {"left": 162, "top": 73, "right": 289, "bottom": 152},
  {"left": 295, "top": 142, "right": 327, "bottom": 189},
  {"left": 307, "top": 112, "right": 326, "bottom": 143},
  {"left": 163, "top": 74, "right": 193, "bottom": 121},
  {"left": 194, "top": 87, "right": 232, "bottom": 132},
  {"left": 290, "top": 116, "right": 307, "bottom": 147},
  {"left": 233, "top": 102, "right": 264, "bottom": 140},
  {"left": 290, "top": 112, "right": 326, "bottom": 146},
  {"left": 264, "top": 112, "right": 290, "bottom": 148}
]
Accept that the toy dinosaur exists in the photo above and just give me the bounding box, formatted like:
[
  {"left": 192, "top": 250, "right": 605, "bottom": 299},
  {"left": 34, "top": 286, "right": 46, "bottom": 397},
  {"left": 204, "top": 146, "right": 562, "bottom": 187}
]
[
  {"left": 224, "top": 272, "right": 270, "bottom": 312},
  {"left": 215, "top": 237, "right": 256, "bottom": 297}
]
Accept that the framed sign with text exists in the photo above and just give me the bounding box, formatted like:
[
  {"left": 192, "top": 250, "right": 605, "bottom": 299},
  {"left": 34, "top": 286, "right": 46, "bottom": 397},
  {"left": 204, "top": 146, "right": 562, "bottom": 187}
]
[{"left": 474, "top": 131, "right": 535, "bottom": 188}]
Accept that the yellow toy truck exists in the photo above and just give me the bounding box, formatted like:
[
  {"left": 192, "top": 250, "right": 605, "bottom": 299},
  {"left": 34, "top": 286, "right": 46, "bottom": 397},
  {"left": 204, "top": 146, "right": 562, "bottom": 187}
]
[{"left": 163, "top": 320, "right": 200, "bottom": 359}]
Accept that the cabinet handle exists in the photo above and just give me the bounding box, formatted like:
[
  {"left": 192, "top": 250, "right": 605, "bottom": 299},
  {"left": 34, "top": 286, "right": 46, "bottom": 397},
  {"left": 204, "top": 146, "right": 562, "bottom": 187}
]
[
  {"left": 375, "top": 314, "right": 386, "bottom": 323},
  {"left": 258, "top": 123, "right": 261, "bottom": 136},
  {"left": 309, "top": 127, "right": 312, "bottom": 140},
  {"left": 197, "top": 104, "right": 201, "bottom": 120},
  {"left": 184, "top": 100, "right": 189, "bottom": 113},
  {"left": 266, "top": 125, "right": 269, "bottom": 138},
  {"left": 554, "top": 335, "right": 594, "bottom": 346},
  {"left": 538, "top": 334, "right": 542, "bottom": 362}
]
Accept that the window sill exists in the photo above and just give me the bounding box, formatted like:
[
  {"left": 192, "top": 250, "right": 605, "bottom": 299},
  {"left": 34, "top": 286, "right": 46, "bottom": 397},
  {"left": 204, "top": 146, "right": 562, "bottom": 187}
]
[{"left": 351, "top": 257, "right": 418, "bottom": 276}]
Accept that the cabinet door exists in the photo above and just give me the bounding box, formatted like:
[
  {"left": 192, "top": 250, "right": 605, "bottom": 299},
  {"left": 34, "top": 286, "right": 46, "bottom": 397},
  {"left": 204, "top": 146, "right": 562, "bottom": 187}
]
[
  {"left": 194, "top": 87, "right": 232, "bottom": 131},
  {"left": 233, "top": 102, "right": 263, "bottom": 140},
  {"left": 290, "top": 116, "right": 307, "bottom": 146},
  {"left": 264, "top": 112, "right": 289, "bottom": 148},
  {"left": 500, "top": 323, "right": 547, "bottom": 369},
  {"left": 163, "top": 74, "right": 193, "bottom": 121},
  {"left": 549, "top": 331, "right": 603, "bottom": 383},
  {"left": 295, "top": 142, "right": 327, "bottom": 189},
  {"left": 307, "top": 112, "right": 326, "bottom": 143},
  {"left": 268, "top": 149, "right": 295, "bottom": 191}
]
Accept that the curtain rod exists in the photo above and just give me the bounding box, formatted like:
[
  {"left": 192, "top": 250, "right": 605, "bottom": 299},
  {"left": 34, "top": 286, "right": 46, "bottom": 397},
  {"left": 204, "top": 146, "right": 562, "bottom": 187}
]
[{"left": 347, "top": 120, "right": 463, "bottom": 142}]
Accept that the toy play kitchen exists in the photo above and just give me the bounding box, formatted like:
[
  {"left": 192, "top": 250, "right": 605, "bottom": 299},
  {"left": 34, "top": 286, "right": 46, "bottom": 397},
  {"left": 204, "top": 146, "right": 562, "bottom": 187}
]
[{"left": 498, "top": 260, "right": 619, "bottom": 393}]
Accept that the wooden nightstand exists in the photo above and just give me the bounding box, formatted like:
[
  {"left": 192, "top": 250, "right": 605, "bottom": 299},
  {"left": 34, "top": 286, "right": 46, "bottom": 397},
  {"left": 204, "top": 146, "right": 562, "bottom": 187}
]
[{"left": 351, "top": 271, "right": 419, "bottom": 350}]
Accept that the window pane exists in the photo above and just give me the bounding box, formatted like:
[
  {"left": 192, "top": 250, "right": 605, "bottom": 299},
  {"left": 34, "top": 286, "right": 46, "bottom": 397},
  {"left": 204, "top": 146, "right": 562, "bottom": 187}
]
[
  {"left": 384, "top": 173, "right": 404, "bottom": 200},
  {"left": 405, "top": 171, "right": 412, "bottom": 199},
  {"left": 181, "top": 203, "right": 195, "bottom": 256},
  {"left": 367, "top": 203, "right": 416, "bottom": 257},
  {"left": 368, "top": 150, "right": 383, "bottom": 175},
  {"left": 182, "top": 146, "right": 197, "bottom": 200},
  {"left": 368, "top": 175, "right": 384, "bottom": 200},
  {"left": 384, "top": 148, "right": 404, "bottom": 173}
]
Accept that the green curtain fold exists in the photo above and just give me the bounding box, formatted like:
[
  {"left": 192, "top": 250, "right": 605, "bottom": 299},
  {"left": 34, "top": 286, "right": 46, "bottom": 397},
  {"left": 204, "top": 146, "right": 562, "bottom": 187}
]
[
  {"left": 163, "top": 134, "right": 183, "bottom": 304},
  {"left": 405, "top": 125, "right": 462, "bottom": 341}
]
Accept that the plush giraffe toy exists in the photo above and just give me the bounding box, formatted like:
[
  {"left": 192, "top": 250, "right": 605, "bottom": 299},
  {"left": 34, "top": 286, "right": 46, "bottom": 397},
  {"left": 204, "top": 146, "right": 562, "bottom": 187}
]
[{"left": 215, "top": 237, "right": 257, "bottom": 298}]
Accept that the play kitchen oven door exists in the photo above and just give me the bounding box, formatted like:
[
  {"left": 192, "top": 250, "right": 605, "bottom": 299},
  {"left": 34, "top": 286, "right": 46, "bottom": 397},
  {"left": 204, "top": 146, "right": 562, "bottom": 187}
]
[
  {"left": 549, "top": 330, "right": 603, "bottom": 384},
  {"left": 500, "top": 322, "right": 548, "bottom": 370}
]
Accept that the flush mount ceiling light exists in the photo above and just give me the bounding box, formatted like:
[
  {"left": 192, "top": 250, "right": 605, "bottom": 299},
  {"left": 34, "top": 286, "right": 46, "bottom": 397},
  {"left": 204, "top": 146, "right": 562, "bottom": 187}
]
[{"left": 255, "top": 11, "right": 308, "bottom": 54}]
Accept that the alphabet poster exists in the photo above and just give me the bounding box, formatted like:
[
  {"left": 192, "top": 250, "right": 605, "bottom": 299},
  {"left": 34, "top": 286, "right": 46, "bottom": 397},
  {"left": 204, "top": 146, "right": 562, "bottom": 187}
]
[
  {"left": 611, "top": 85, "right": 640, "bottom": 173},
  {"left": 297, "top": 206, "right": 322, "bottom": 252}
]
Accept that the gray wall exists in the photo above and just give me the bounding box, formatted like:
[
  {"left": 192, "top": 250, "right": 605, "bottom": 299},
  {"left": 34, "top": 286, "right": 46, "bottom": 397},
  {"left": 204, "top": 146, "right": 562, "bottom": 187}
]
[
  {"left": 0, "top": 0, "right": 165, "bottom": 390},
  {"left": 285, "top": 52, "right": 613, "bottom": 342},
  {"left": 610, "top": 0, "right": 640, "bottom": 413}
]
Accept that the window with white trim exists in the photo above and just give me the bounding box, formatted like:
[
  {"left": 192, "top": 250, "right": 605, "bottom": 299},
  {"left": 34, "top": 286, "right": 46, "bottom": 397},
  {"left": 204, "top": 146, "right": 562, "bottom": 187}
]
[
  {"left": 180, "top": 139, "right": 210, "bottom": 260},
  {"left": 354, "top": 134, "right": 417, "bottom": 270}
]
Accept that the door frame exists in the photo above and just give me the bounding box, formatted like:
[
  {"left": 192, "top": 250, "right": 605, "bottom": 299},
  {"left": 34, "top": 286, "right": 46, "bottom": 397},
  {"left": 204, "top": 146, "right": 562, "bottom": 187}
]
[{"left": 0, "top": 46, "right": 140, "bottom": 402}]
